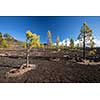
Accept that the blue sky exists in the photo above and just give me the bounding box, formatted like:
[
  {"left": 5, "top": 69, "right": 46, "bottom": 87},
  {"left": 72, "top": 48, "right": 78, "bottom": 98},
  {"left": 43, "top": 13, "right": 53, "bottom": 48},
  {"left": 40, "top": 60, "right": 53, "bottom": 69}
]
[{"left": 0, "top": 16, "right": 100, "bottom": 44}]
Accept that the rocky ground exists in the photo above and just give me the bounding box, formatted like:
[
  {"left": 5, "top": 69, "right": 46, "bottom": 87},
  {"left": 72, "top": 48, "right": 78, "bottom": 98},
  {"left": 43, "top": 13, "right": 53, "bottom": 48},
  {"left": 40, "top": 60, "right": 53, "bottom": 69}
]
[{"left": 0, "top": 48, "right": 100, "bottom": 83}]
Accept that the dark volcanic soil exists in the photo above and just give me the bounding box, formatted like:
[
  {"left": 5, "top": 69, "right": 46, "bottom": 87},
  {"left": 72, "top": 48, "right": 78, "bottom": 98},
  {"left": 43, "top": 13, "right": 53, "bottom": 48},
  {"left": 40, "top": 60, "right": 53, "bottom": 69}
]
[{"left": 0, "top": 48, "right": 100, "bottom": 83}]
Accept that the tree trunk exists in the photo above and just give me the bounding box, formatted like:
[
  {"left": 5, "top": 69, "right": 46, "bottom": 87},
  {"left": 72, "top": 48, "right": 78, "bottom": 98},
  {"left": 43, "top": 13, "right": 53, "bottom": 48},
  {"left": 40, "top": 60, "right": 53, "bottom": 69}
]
[
  {"left": 83, "top": 32, "right": 86, "bottom": 59},
  {"left": 26, "top": 48, "right": 31, "bottom": 67}
]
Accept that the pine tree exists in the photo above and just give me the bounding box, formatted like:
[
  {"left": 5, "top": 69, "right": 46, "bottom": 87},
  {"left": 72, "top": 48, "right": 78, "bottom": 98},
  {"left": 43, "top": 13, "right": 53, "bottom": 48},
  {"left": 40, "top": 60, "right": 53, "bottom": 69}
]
[
  {"left": 0, "top": 32, "right": 3, "bottom": 47},
  {"left": 56, "top": 36, "right": 60, "bottom": 47},
  {"left": 3, "top": 33, "right": 14, "bottom": 47},
  {"left": 78, "top": 22, "right": 94, "bottom": 59},
  {"left": 26, "top": 30, "right": 40, "bottom": 67},
  {"left": 47, "top": 30, "right": 53, "bottom": 48},
  {"left": 0, "top": 32, "right": 3, "bottom": 43},
  {"left": 65, "top": 40, "right": 67, "bottom": 47},
  {"left": 69, "top": 38, "right": 74, "bottom": 49}
]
